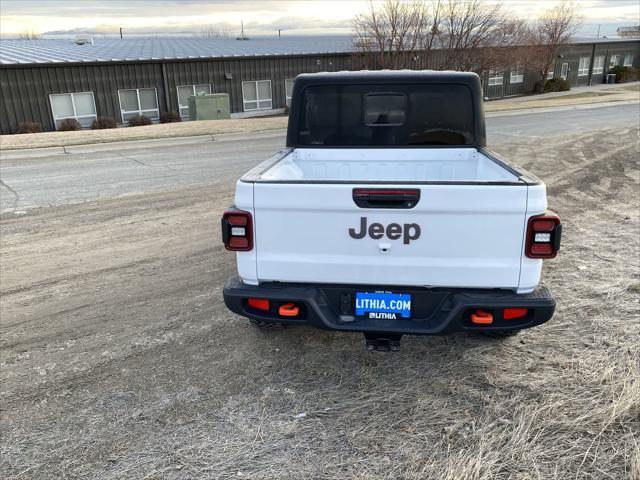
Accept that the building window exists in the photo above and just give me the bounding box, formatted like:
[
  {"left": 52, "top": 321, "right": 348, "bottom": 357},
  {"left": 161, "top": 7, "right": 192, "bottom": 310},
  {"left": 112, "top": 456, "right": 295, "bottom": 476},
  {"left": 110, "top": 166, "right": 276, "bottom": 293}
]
[
  {"left": 285, "top": 78, "right": 295, "bottom": 107},
  {"left": 242, "top": 80, "right": 272, "bottom": 111},
  {"left": 509, "top": 64, "right": 524, "bottom": 84},
  {"left": 49, "top": 92, "right": 97, "bottom": 130},
  {"left": 177, "top": 84, "right": 211, "bottom": 118},
  {"left": 609, "top": 54, "right": 620, "bottom": 68},
  {"left": 547, "top": 70, "right": 554, "bottom": 80},
  {"left": 560, "top": 62, "right": 569, "bottom": 79},
  {"left": 488, "top": 70, "right": 503, "bottom": 86},
  {"left": 593, "top": 56, "right": 605, "bottom": 75},
  {"left": 118, "top": 88, "right": 159, "bottom": 122},
  {"left": 577, "top": 57, "right": 590, "bottom": 76},
  {"left": 623, "top": 54, "right": 633, "bottom": 67}
]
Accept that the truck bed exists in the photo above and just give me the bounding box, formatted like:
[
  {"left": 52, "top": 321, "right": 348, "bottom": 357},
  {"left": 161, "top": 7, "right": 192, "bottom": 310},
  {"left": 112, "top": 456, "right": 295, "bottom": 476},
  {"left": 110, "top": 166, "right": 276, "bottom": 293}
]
[
  {"left": 253, "top": 148, "right": 521, "bottom": 183},
  {"left": 234, "top": 147, "right": 546, "bottom": 293}
]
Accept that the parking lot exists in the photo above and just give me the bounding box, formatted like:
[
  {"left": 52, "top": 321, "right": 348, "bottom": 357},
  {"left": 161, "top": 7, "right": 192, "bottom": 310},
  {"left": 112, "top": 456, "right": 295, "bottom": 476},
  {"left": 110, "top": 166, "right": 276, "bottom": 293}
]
[{"left": 1, "top": 104, "right": 639, "bottom": 479}]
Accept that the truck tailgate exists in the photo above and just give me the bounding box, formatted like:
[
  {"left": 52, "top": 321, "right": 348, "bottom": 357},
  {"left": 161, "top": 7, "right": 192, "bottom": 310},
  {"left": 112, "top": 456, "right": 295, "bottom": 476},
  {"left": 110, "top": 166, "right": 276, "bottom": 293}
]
[{"left": 253, "top": 183, "right": 528, "bottom": 289}]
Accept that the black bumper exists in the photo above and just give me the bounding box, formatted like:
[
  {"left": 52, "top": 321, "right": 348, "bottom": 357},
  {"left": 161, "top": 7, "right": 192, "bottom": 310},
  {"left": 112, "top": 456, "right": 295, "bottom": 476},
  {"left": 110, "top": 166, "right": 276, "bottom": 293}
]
[{"left": 223, "top": 276, "right": 556, "bottom": 335}]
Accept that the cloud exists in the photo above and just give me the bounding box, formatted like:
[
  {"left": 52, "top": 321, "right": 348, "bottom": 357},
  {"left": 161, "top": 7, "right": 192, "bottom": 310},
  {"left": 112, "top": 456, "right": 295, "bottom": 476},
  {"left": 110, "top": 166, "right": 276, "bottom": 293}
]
[
  {"left": 1, "top": 0, "right": 348, "bottom": 17},
  {"left": 0, "top": 0, "right": 363, "bottom": 35},
  {"left": 1, "top": 0, "right": 637, "bottom": 36}
]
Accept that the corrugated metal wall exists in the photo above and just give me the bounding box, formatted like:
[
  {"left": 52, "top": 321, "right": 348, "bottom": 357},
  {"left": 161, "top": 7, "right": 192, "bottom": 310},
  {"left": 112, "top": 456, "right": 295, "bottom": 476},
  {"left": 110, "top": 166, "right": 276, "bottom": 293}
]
[
  {"left": 162, "top": 53, "right": 352, "bottom": 113},
  {"left": 0, "top": 63, "right": 166, "bottom": 133},
  {"left": 0, "top": 41, "right": 638, "bottom": 134},
  {"left": 0, "top": 53, "right": 354, "bottom": 134}
]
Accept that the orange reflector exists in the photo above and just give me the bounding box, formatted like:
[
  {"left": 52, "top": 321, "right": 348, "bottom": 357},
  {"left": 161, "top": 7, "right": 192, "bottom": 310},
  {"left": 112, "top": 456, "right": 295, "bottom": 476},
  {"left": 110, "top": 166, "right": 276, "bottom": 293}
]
[
  {"left": 278, "top": 303, "right": 299, "bottom": 317},
  {"left": 503, "top": 308, "right": 528, "bottom": 320},
  {"left": 471, "top": 309, "right": 493, "bottom": 325},
  {"left": 247, "top": 298, "right": 269, "bottom": 311}
]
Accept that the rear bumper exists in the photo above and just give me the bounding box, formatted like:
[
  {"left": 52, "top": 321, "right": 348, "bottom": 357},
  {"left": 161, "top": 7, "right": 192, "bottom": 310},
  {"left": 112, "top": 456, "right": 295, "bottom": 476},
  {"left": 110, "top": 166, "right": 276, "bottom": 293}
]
[{"left": 223, "top": 276, "right": 556, "bottom": 335}]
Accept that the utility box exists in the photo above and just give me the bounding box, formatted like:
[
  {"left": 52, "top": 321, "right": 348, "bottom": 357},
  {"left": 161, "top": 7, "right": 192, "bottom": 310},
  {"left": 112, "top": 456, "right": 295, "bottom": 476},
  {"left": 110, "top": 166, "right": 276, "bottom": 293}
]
[{"left": 188, "top": 93, "right": 231, "bottom": 121}]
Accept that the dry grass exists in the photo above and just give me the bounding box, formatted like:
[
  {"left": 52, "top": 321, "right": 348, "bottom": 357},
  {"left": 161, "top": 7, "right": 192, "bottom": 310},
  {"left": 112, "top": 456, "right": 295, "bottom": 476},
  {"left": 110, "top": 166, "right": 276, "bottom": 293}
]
[
  {"left": 0, "top": 116, "right": 289, "bottom": 151},
  {"left": 1, "top": 85, "right": 638, "bottom": 151},
  {"left": 487, "top": 88, "right": 639, "bottom": 112},
  {"left": 620, "top": 84, "right": 640, "bottom": 92},
  {"left": 0, "top": 128, "right": 639, "bottom": 479}
]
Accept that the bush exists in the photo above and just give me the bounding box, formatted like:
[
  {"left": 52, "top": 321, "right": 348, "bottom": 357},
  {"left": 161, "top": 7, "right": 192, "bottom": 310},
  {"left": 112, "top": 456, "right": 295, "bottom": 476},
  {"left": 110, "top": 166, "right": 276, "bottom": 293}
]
[
  {"left": 159, "top": 111, "right": 182, "bottom": 123},
  {"left": 58, "top": 118, "right": 81, "bottom": 131},
  {"left": 543, "top": 78, "right": 571, "bottom": 92},
  {"left": 127, "top": 115, "right": 153, "bottom": 127},
  {"left": 609, "top": 65, "right": 639, "bottom": 83},
  {"left": 91, "top": 116, "right": 117, "bottom": 129},
  {"left": 16, "top": 121, "right": 42, "bottom": 134}
]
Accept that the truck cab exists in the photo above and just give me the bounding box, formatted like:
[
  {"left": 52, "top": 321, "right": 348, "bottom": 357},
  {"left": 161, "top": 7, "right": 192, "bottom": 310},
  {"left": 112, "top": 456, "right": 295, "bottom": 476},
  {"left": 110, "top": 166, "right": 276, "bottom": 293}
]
[{"left": 221, "top": 71, "right": 561, "bottom": 351}]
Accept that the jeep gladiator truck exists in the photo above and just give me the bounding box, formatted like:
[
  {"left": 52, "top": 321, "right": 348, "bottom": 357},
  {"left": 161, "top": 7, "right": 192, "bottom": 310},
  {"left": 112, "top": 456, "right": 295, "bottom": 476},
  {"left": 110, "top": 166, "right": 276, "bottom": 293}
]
[{"left": 222, "top": 71, "right": 561, "bottom": 351}]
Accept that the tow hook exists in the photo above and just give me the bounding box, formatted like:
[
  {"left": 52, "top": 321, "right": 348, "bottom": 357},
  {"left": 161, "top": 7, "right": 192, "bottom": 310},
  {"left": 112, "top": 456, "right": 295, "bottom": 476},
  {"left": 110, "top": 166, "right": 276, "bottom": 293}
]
[{"left": 365, "top": 333, "right": 402, "bottom": 352}]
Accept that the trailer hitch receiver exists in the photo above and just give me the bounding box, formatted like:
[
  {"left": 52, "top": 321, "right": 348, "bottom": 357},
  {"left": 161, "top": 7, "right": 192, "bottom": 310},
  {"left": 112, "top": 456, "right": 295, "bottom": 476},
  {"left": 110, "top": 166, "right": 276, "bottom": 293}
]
[{"left": 364, "top": 333, "right": 402, "bottom": 352}]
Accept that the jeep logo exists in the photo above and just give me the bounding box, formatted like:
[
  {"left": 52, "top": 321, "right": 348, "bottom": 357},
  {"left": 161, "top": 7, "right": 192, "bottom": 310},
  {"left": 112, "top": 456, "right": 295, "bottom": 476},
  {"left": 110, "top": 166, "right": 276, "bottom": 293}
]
[{"left": 349, "top": 217, "right": 421, "bottom": 244}]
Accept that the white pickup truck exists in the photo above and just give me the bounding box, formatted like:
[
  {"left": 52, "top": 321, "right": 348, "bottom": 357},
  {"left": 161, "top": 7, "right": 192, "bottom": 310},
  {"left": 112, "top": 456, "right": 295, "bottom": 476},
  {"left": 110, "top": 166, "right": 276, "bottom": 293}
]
[{"left": 222, "top": 71, "right": 561, "bottom": 351}]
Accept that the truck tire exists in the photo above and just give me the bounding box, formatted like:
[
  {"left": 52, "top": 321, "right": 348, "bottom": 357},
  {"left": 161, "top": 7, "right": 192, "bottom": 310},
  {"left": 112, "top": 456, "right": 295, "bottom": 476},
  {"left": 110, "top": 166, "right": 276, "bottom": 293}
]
[{"left": 248, "top": 318, "right": 286, "bottom": 330}]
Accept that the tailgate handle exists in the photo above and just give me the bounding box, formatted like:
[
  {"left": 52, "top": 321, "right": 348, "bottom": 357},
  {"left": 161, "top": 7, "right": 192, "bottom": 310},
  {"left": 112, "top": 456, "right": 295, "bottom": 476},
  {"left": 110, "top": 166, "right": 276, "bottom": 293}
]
[{"left": 353, "top": 188, "right": 420, "bottom": 209}]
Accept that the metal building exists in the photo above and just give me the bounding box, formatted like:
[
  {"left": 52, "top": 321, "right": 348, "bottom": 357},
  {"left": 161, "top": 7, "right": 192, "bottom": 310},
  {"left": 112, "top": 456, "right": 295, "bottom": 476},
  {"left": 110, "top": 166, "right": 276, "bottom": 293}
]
[{"left": 0, "top": 35, "right": 638, "bottom": 134}]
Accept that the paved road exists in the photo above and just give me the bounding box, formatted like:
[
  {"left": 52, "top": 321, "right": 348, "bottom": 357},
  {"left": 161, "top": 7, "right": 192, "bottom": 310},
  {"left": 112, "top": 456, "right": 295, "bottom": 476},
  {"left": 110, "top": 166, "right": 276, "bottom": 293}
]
[{"left": 1, "top": 102, "right": 638, "bottom": 213}]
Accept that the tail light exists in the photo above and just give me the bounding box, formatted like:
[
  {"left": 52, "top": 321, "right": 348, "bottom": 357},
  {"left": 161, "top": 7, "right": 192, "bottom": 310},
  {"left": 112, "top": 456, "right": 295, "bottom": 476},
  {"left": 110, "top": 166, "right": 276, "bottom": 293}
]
[
  {"left": 222, "top": 208, "right": 253, "bottom": 251},
  {"left": 503, "top": 308, "right": 528, "bottom": 320},
  {"left": 247, "top": 298, "right": 269, "bottom": 311},
  {"left": 525, "top": 212, "right": 561, "bottom": 259}
]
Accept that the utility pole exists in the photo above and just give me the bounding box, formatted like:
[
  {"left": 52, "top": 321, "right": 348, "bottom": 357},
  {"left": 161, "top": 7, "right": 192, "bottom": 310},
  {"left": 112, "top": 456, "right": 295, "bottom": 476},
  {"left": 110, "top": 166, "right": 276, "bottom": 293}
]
[
  {"left": 588, "top": 42, "right": 596, "bottom": 86},
  {"left": 120, "top": 27, "right": 123, "bottom": 39},
  {"left": 236, "top": 20, "right": 249, "bottom": 40},
  {"left": 278, "top": 29, "right": 281, "bottom": 38}
]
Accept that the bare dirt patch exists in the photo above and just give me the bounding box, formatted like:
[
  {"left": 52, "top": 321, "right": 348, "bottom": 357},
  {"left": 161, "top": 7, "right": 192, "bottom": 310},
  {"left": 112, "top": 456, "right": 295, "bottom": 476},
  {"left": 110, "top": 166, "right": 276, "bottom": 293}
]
[{"left": 1, "top": 128, "right": 639, "bottom": 479}]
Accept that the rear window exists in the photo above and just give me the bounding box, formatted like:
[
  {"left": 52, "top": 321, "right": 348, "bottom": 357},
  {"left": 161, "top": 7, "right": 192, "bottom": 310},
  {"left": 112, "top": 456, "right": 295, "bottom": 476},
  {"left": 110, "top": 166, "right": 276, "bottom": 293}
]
[
  {"left": 297, "top": 84, "right": 474, "bottom": 147},
  {"left": 363, "top": 93, "right": 407, "bottom": 126}
]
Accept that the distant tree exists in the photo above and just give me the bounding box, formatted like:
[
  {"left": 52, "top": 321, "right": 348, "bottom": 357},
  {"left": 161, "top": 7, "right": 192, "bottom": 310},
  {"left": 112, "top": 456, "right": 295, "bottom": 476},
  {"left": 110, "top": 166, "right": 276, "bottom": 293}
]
[
  {"left": 527, "top": 1, "right": 581, "bottom": 91},
  {"left": 201, "top": 27, "right": 230, "bottom": 38},
  {"left": 352, "top": 0, "right": 529, "bottom": 73},
  {"left": 437, "top": 0, "right": 529, "bottom": 73},
  {"left": 352, "top": 0, "right": 442, "bottom": 70},
  {"left": 18, "top": 30, "right": 40, "bottom": 40}
]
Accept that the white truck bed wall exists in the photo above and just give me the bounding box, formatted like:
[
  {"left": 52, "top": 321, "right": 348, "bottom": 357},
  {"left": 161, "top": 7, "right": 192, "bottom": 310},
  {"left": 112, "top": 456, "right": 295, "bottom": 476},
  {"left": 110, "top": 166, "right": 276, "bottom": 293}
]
[{"left": 258, "top": 148, "right": 518, "bottom": 183}]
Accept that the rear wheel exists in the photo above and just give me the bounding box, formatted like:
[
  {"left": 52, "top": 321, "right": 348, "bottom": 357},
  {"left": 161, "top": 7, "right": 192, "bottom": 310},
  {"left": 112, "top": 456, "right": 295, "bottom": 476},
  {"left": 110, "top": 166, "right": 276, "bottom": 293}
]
[{"left": 248, "top": 318, "right": 286, "bottom": 330}]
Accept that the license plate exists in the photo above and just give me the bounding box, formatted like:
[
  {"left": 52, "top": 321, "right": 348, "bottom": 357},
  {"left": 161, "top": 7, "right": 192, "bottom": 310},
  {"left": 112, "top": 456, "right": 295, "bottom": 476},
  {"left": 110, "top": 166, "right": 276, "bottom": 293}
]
[{"left": 355, "top": 291, "right": 412, "bottom": 320}]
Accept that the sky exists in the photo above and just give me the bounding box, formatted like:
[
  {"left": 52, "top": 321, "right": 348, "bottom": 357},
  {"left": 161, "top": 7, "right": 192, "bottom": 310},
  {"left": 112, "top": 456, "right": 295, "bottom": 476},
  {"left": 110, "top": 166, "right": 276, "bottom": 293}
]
[{"left": 1, "top": 0, "right": 639, "bottom": 38}]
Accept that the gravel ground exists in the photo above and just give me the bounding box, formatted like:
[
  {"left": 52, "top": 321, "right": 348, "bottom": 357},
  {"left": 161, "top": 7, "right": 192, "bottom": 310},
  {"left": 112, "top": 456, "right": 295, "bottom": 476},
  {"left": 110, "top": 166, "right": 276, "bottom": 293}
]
[{"left": 1, "top": 127, "right": 639, "bottom": 479}]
